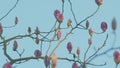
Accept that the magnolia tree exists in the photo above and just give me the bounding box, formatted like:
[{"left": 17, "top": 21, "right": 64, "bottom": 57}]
[{"left": 0, "top": 0, "right": 119, "bottom": 68}]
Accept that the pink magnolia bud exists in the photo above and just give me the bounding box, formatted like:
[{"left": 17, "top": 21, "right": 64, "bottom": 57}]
[
  {"left": 77, "top": 47, "right": 80, "bottom": 56},
  {"left": 35, "top": 26, "right": 40, "bottom": 35},
  {"left": 101, "top": 22, "right": 107, "bottom": 32},
  {"left": 15, "top": 17, "right": 18, "bottom": 25},
  {"left": 3, "top": 62, "right": 12, "bottom": 68},
  {"left": 44, "top": 55, "right": 50, "bottom": 68},
  {"left": 89, "top": 28, "right": 93, "bottom": 37},
  {"left": 88, "top": 38, "right": 92, "bottom": 46},
  {"left": 72, "top": 63, "right": 79, "bottom": 68},
  {"left": 112, "top": 18, "right": 117, "bottom": 31},
  {"left": 35, "top": 37, "right": 39, "bottom": 44},
  {"left": 56, "top": 13, "right": 64, "bottom": 23},
  {"left": 114, "top": 51, "right": 119, "bottom": 59},
  {"left": 113, "top": 51, "right": 120, "bottom": 64},
  {"left": 67, "top": 42, "right": 73, "bottom": 53},
  {"left": 67, "top": 19, "right": 72, "bottom": 28},
  {"left": 51, "top": 53, "right": 57, "bottom": 68},
  {"left": 0, "top": 23, "right": 3, "bottom": 35},
  {"left": 57, "top": 29, "right": 62, "bottom": 40},
  {"left": 95, "top": 0, "right": 102, "bottom": 6},
  {"left": 13, "top": 40, "right": 18, "bottom": 51},
  {"left": 34, "top": 50, "right": 41, "bottom": 57},
  {"left": 54, "top": 10, "right": 60, "bottom": 17},
  {"left": 54, "top": 10, "right": 63, "bottom": 23},
  {"left": 28, "top": 27, "right": 31, "bottom": 34},
  {"left": 86, "top": 20, "right": 89, "bottom": 29}
]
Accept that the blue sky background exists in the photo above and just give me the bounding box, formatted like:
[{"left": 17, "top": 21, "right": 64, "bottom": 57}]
[{"left": 0, "top": 0, "right": 120, "bottom": 68}]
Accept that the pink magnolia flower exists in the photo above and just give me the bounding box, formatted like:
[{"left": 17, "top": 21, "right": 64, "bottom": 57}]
[
  {"left": 86, "top": 20, "right": 89, "bottom": 29},
  {"left": 44, "top": 55, "right": 50, "bottom": 68},
  {"left": 35, "top": 37, "right": 39, "bottom": 44},
  {"left": 89, "top": 28, "right": 93, "bottom": 37},
  {"left": 13, "top": 40, "right": 18, "bottom": 51},
  {"left": 113, "top": 51, "right": 120, "bottom": 64},
  {"left": 3, "top": 62, "right": 12, "bottom": 68},
  {"left": 95, "top": 0, "right": 102, "bottom": 6},
  {"left": 51, "top": 53, "right": 57, "bottom": 68},
  {"left": 57, "top": 29, "right": 62, "bottom": 40},
  {"left": 34, "top": 49, "right": 41, "bottom": 57},
  {"left": 67, "top": 42, "right": 73, "bottom": 53},
  {"left": 0, "top": 23, "right": 3, "bottom": 35},
  {"left": 72, "top": 63, "right": 79, "bottom": 68},
  {"left": 77, "top": 47, "right": 80, "bottom": 56},
  {"left": 15, "top": 17, "right": 18, "bottom": 25},
  {"left": 54, "top": 10, "right": 60, "bottom": 17},
  {"left": 88, "top": 38, "right": 92, "bottom": 46},
  {"left": 35, "top": 26, "right": 40, "bottom": 35},
  {"left": 28, "top": 27, "right": 31, "bottom": 34},
  {"left": 112, "top": 18, "right": 117, "bottom": 31},
  {"left": 101, "top": 22, "right": 107, "bottom": 32},
  {"left": 67, "top": 19, "right": 72, "bottom": 28},
  {"left": 54, "top": 10, "right": 63, "bottom": 23},
  {"left": 56, "top": 13, "right": 63, "bottom": 23}
]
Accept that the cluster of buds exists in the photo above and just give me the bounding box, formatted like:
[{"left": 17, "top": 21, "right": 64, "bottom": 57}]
[
  {"left": 1, "top": 0, "right": 118, "bottom": 68},
  {"left": 54, "top": 10, "right": 64, "bottom": 23}
]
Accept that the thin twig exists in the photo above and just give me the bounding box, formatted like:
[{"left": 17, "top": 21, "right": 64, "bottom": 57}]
[
  {"left": 86, "top": 62, "right": 106, "bottom": 66},
  {"left": 87, "top": 46, "right": 120, "bottom": 63},
  {"left": 84, "top": 46, "right": 90, "bottom": 62},
  {"left": 0, "top": 0, "right": 19, "bottom": 21},
  {"left": 68, "top": 0, "right": 78, "bottom": 24},
  {"left": 78, "top": 6, "right": 100, "bottom": 25},
  {"left": 86, "top": 34, "right": 108, "bottom": 62}
]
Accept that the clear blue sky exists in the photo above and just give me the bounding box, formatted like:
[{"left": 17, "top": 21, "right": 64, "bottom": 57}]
[{"left": 0, "top": 0, "right": 120, "bottom": 68}]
